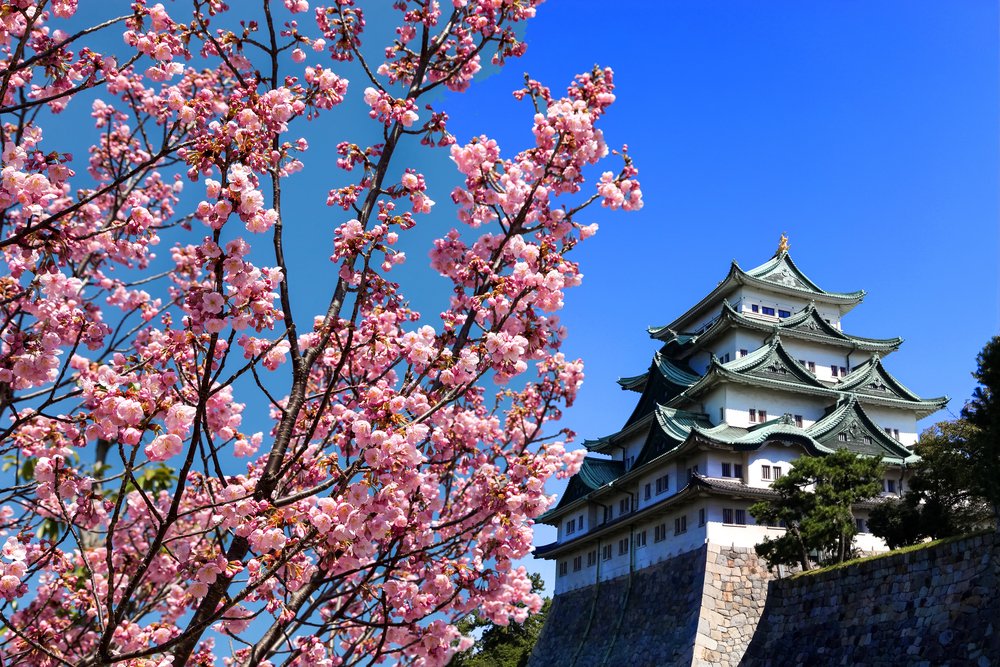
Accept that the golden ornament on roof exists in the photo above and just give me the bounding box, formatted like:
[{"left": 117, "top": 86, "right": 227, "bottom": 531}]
[{"left": 777, "top": 233, "right": 790, "bottom": 255}]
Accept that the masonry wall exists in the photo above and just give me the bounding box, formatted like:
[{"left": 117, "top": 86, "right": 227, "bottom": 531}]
[
  {"left": 741, "top": 532, "right": 1000, "bottom": 666},
  {"left": 529, "top": 544, "right": 779, "bottom": 667}
]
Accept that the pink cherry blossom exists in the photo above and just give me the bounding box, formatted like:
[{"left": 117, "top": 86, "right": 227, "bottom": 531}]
[{"left": 0, "top": 3, "right": 640, "bottom": 666}]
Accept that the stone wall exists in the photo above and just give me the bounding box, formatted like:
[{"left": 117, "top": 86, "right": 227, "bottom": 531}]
[
  {"left": 741, "top": 532, "right": 1000, "bottom": 666},
  {"left": 528, "top": 546, "right": 704, "bottom": 667},
  {"left": 529, "top": 544, "right": 778, "bottom": 667},
  {"left": 531, "top": 533, "right": 999, "bottom": 666},
  {"left": 695, "top": 544, "right": 776, "bottom": 665}
]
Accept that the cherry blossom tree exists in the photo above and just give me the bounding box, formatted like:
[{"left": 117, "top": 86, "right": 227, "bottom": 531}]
[{"left": 0, "top": 1, "right": 641, "bottom": 665}]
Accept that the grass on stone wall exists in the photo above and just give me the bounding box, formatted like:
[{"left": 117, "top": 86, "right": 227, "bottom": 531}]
[{"left": 789, "top": 529, "right": 994, "bottom": 580}]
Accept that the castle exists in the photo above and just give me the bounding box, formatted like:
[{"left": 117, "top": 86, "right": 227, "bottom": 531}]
[{"left": 534, "top": 240, "right": 948, "bottom": 595}]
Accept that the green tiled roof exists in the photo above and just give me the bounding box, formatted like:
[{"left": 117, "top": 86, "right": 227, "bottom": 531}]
[
  {"left": 659, "top": 251, "right": 865, "bottom": 333},
  {"left": 743, "top": 251, "right": 865, "bottom": 300},
  {"left": 805, "top": 396, "right": 918, "bottom": 463},
  {"left": 537, "top": 457, "right": 623, "bottom": 522},
  {"left": 617, "top": 353, "right": 701, "bottom": 393},
  {"left": 836, "top": 354, "right": 948, "bottom": 417},
  {"left": 665, "top": 335, "right": 946, "bottom": 418},
  {"left": 649, "top": 301, "right": 901, "bottom": 354}
]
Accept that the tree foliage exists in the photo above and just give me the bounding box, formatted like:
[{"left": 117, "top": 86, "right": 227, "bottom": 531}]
[
  {"left": 869, "top": 420, "right": 992, "bottom": 548},
  {"left": 0, "top": 2, "right": 643, "bottom": 665},
  {"left": 449, "top": 573, "right": 550, "bottom": 667},
  {"left": 750, "top": 449, "right": 883, "bottom": 571},
  {"left": 961, "top": 336, "right": 1000, "bottom": 526}
]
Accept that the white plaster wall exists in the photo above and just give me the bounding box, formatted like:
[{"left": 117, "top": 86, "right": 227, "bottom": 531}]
[
  {"left": 862, "top": 405, "right": 920, "bottom": 446},
  {"left": 554, "top": 543, "right": 601, "bottom": 593},
  {"left": 746, "top": 444, "right": 802, "bottom": 488},
  {"left": 722, "top": 384, "right": 828, "bottom": 427},
  {"left": 703, "top": 385, "right": 729, "bottom": 426},
  {"left": 780, "top": 339, "right": 854, "bottom": 383},
  {"left": 637, "top": 468, "right": 675, "bottom": 510},
  {"left": 610, "top": 431, "right": 646, "bottom": 467},
  {"left": 733, "top": 287, "right": 823, "bottom": 325},
  {"left": 635, "top": 516, "right": 708, "bottom": 568},
  {"left": 624, "top": 431, "right": 645, "bottom": 469},
  {"left": 733, "top": 330, "right": 766, "bottom": 359},
  {"left": 704, "top": 450, "right": 748, "bottom": 481},
  {"left": 687, "top": 348, "right": 712, "bottom": 376},
  {"left": 853, "top": 510, "right": 890, "bottom": 554}
]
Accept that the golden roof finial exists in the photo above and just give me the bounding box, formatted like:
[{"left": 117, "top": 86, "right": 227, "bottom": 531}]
[{"left": 777, "top": 233, "right": 790, "bottom": 255}]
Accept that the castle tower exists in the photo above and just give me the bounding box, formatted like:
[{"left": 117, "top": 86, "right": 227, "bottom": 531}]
[{"left": 529, "top": 245, "right": 947, "bottom": 666}]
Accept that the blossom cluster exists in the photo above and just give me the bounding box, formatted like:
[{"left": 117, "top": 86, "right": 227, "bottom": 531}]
[{"left": 0, "top": 2, "right": 641, "bottom": 666}]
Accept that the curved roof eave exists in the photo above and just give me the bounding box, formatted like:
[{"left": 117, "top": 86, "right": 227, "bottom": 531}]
[{"left": 659, "top": 255, "right": 866, "bottom": 335}]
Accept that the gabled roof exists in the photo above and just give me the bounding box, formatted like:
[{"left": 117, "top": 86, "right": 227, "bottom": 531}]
[
  {"left": 649, "top": 301, "right": 902, "bottom": 356},
  {"left": 582, "top": 413, "right": 654, "bottom": 454},
  {"left": 837, "top": 354, "right": 949, "bottom": 418},
  {"left": 659, "top": 251, "right": 865, "bottom": 333},
  {"left": 805, "top": 396, "right": 918, "bottom": 463},
  {"left": 662, "top": 335, "right": 946, "bottom": 419},
  {"left": 615, "top": 352, "right": 701, "bottom": 393},
  {"left": 669, "top": 334, "right": 831, "bottom": 404}
]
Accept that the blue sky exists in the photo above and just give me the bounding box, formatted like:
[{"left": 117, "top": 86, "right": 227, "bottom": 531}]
[{"left": 54, "top": 1, "right": 999, "bottom": 596}]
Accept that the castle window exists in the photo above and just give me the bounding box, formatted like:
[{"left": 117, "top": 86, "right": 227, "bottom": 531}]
[
  {"left": 739, "top": 348, "right": 748, "bottom": 357},
  {"left": 602, "top": 544, "right": 612, "bottom": 561},
  {"left": 619, "top": 497, "right": 631, "bottom": 514},
  {"left": 758, "top": 410, "right": 767, "bottom": 422},
  {"left": 558, "top": 561, "right": 568, "bottom": 576},
  {"left": 831, "top": 365, "right": 839, "bottom": 377},
  {"left": 762, "top": 306, "right": 775, "bottom": 316},
  {"left": 798, "top": 359, "right": 806, "bottom": 367},
  {"left": 863, "top": 435, "right": 873, "bottom": 445},
  {"left": 838, "top": 433, "right": 848, "bottom": 442},
  {"left": 855, "top": 518, "right": 867, "bottom": 533},
  {"left": 841, "top": 366, "right": 848, "bottom": 376},
  {"left": 884, "top": 427, "right": 892, "bottom": 435},
  {"left": 635, "top": 530, "right": 647, "bottom": 548},
  {"left": 655, "top": 474, "right": 669, "bottom": 495},
  {"left": 675, "top": 515, "right": 687, "bottom": 534},
  {"left": 618, "top": 538, "right": 629, "bottom": 556},
  {"left": 721, "top": 462, "right": 742, "bottom": 478},
  {"left": 573, "top": 556, "right": 582, "bottom": 572},
  {"left": 794, "top": 414, "right": 803, "bottom": 427},
  {"left": 603, "top": 506, "right": 613, "bottom": 523},
  {"left": 749, "top": 408, "right": 756, "bottom": 422},
  {"left": 762, "top": 465, "right": 772, "bottom": 481},
  {"left": 884, "top": 479, "right": 896, "bottom": 493},
  {"left": 626, "top": 455, "right": 635, "bottom": 470},
  {"left": 587, "top": 550, "right": 597, "bottom": 567},
  {"left": 807, "top": 361, "right": 816, "bottom": 372},
  {"left": 723, "top": 508, "right": 747, "bottom": 525},
  {"left": 893, "top": 429, "right": 900, "bottom": 440},
  {"left": 644, "top": 483, "right": 651, "bottom": 500},
  {"left": 751, "top": 304, "right": 759, "bottom": 313},
  {"left": 778, "top": 309, "right": 791, "bottom": 318},
  {"left": 654, "top": 523, "right": 667, "bottom": 542},
  {"left": 720, "top": 407, "right": 724, "bottom": 422},
  {"left": 698, "top": 508, "right": 706, "bottom": 526},
  {"left": 565, "top": 518, "right": 576, "bottom": 535},
  {"left": 774, "top": 466, "right": 782, "bottom": 478}
]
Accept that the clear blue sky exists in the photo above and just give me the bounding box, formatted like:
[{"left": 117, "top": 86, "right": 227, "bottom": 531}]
[{"left": 58, "top": 1, "right": 999, "bottom": 595}]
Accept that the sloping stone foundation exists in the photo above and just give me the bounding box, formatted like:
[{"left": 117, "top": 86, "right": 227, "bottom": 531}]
[{"left": 528, "top": 544, "right": 777, "bottom": 667}]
